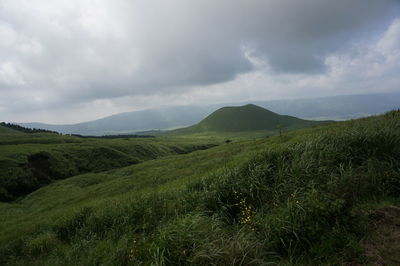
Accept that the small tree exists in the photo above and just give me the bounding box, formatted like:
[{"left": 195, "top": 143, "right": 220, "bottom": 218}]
[{"left": 276, "top": 124, "right": 287, "bottom": 140}]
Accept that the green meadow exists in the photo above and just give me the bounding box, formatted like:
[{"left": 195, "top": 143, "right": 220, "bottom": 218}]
[{"left": 0, "top": 111, "right": 400, "bottom": 265}]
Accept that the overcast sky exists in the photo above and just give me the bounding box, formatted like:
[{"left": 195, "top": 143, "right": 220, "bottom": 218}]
[{"left": 1, "top": 0, "right": 400, "bottom": 124}]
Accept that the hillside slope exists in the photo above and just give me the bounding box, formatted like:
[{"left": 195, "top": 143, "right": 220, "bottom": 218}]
[
  {"left": 0, "top": 124, "right": 21, "bottom": 134},
  {"left": 171, "top": 104, "right": 328, "bottom": 134},
  {"left": 0, "top": 111, "right": 399, "bottom": 265}
]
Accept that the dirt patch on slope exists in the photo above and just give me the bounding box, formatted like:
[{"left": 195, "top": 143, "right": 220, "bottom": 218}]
[{"left": 362, "top": 205, "right": 400, "bottom": 265}]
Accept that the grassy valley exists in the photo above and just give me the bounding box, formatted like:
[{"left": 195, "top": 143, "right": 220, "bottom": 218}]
[
  {"left": 0, "top": 110, "right": 399, "bottom": 265},
  {"left": 0, "top": 129, "right": 217, "bottom": 201}
]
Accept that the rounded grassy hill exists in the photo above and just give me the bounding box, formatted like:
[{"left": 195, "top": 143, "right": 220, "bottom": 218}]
[{"left": 171, "top": 104, "right": 326, "bottom": 134}]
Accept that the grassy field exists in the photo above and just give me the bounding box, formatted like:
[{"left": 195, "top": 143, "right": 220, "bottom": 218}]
[{"left": 0, "top": 111, "right": 400, "bottom": 265}]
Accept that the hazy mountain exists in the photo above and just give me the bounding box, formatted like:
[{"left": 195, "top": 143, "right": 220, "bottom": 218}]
[
  {"left": 18, "top": 105, "right": 215, "bottom": 136},
  {"left": 16, "top": 92, "right": 400, "bottom": 135}
]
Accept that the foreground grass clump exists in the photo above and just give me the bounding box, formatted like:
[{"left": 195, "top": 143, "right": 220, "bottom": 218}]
[{"left": 0, "top": 111, "right": 399, "bottom": 265}]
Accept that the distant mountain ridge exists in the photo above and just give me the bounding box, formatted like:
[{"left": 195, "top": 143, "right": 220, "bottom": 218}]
[
  {"left": 253, "top": 92, "right": 400, "bottom": 120},
  {"left": 169, "top": 104, "right": 328, "bottom": 135},
  {"left": 15, "top": 92, "right": 400, "bottom": 135}
]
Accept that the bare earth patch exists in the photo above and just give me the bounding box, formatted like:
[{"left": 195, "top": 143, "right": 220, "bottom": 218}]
[{"left": 362, "top": 205, "right": 400, "bottom": 265}]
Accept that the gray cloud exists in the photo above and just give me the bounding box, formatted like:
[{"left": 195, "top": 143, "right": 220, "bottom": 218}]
[{"left": 0, "top": 0, "right": 399, "bottom": 123}]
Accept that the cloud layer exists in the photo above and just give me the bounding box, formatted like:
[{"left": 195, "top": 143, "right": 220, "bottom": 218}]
[{"left": 0, "top": 0, "right": 399, "bottom": 123}]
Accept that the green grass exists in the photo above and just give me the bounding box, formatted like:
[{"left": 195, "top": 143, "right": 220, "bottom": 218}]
[{"left": 0, "top": 111, "right": 399, "bottom": 265}]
